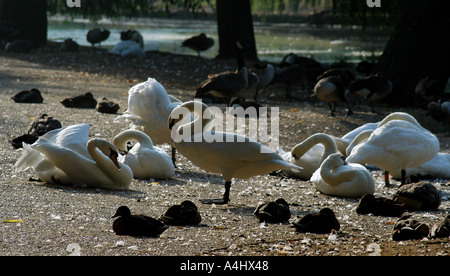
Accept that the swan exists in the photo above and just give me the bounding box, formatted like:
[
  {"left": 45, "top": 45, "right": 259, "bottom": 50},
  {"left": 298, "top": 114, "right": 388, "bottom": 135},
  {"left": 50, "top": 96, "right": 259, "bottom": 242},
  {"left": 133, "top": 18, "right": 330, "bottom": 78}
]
[
  {"left": 116, "top": 78, "right": 190, "bottom": 165},
  {"left": 333, "top": 122, "right": 379, "bottom": 156},
  {"left": 346, "top": 112, "right": 440, "bottom": 186},
  {"left": 168, "top": 101, "right": 302, "bottom": 205},
  {"left": 112, "top": 129, "right": 175, "bottom": 180},
  {"left": 15, "top": 124, "right": 133, "bottom": 190},
  {"left": 278, "top": 133, "right": 338, "bottom": 180},
  {"left": 310, "top": 153, "right": 375, "bottom": 198},
  {"left": 110, "top": 40, "right": 145, "bottom": 58}
]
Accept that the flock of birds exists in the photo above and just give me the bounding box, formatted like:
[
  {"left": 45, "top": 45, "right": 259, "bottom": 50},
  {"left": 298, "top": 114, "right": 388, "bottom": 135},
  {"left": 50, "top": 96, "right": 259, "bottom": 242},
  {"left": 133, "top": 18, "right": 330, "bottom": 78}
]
[{"left": 6, "top": 30, "right": 450, "bottom": 240}]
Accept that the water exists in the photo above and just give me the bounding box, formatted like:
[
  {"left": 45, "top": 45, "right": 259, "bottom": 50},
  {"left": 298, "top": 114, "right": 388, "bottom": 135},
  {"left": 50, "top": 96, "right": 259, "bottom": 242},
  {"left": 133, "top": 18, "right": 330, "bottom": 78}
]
[{"left": 47, "top": 17, "right": 389, "bottom": 65}]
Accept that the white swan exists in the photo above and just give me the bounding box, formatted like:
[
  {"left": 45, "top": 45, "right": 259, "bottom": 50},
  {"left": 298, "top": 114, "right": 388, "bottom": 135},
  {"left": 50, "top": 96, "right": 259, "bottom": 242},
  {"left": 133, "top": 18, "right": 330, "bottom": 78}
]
[
  {"left": 278, "top": 133, "right": 338, "bottom": 180},
  {"left": 346, "top": 112, "right": 440, "bottom": 186},
  {"left": 310, "top": 153, "right": 375, "bottom": 198},
  {"left": 168, "top": 101, "right": 302, "bottom": 205},
  {"left": 113, "top": 129, "right": 175, "bottom": 180},
  {"left": 15, "top": 124, "right": 133, "bottom": 190},
  {"left": 116, "top": 78, "right": 190, "bottom": 165},
  {"left": 333, "top": 122, "right": 379, "bottom": 156}
]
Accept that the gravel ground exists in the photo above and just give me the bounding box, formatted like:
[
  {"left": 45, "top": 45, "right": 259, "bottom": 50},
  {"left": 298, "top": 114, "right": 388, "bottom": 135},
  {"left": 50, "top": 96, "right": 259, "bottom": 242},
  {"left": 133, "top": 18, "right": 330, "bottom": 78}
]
[{"left": 0, "top": 42, "right": 449, "bottom": 257}]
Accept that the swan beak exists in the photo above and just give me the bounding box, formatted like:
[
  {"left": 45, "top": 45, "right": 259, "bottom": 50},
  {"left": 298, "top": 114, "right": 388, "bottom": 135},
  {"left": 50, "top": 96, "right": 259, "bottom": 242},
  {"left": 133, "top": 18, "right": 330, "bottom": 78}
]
[
  {"left": 109, "top": 149, "right": 121, "bottom": 169},
  {"left": 292, "top": 154, "right": 299, "bottom": 160},
  {"left": 340, "top": 155, "right": 349, "bottom": 165}
]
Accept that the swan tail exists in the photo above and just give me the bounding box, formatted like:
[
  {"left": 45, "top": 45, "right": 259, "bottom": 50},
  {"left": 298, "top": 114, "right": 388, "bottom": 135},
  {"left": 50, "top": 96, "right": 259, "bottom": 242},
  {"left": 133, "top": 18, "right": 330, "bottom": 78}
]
[{"left": 15, "top": 143, "right": 43, "bottom": 172}]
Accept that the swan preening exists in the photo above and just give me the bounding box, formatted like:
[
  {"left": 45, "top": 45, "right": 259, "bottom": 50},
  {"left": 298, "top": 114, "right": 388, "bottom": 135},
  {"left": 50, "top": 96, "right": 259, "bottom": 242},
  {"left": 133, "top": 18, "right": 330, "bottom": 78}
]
[
  {"left": 113, "top": 129, "right": 175, "bottom": 180},
  {"left": 168, "top": 100, "right": 301, "bottom": 204},
  {"left": 15, "top": 124, "right": 133, "bottom": 190}
]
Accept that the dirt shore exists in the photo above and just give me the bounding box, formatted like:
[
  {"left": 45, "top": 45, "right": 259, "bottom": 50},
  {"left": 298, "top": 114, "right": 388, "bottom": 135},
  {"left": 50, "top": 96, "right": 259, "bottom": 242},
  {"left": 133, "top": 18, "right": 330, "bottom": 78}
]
[{"left": 0, "top": 43, "right": 449, "bottom": 257}]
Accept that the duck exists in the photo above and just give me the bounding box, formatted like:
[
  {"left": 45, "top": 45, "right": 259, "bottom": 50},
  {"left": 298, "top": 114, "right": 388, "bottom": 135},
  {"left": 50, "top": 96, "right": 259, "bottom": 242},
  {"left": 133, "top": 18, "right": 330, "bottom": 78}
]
[
  {"left": 293, "top": 208, "right": 340, "bottom": 234},
  {"left": 356, "top": 194, "right": 406, "bottom": 217},
  {"left": 251, "top": 63, "right": 275, "bottom": 101},
  {"left": 159, "top": 200, "right": 201, "bottom": 226},
  {"left": 194, "top": 41, "right": 248, "bottom": 100},
  {"left": 11, "top": 88, "right": 43, "bottom": 103},
  {"left": 61, "top": 38, "right": 79, "bottom": 52},
  {"left": 86, "top": 28, "right": 110, "bottom": 47},
  {"left": 96, "top": 98, "right": 120, "bottom": 114},
  {"left": 15, "top": 124, "right": 133, "bottom": 190},
  {"left": 392, "top": 215, "right": 430, "bottom": 241},
  {"left": 116, "top": 78, "right": 190, "bottom": 166},
  {"left": 112, "top": 129, "right": 175, "bottom": 180},
  {"left": 10, "top": 114, "right": 63, "bottom": 149},
  {"left": 181, "top": 33, "right": 214, "bottom": 56},
  {"left": 278, "top": 133, "right": 338, "bottom": 180},
  {"left": 111, "top": 206, "right": 169, "bottom": 237},
  {"left": 347, "top": 73, "right": 393, "bottom": 113},
  {"left": 168, "top": 101, "right": 302, "bottom": 205},
  {"left": 120, "top": 29, "right": 144, "bottom": 49},
  {"left": 254, "top": 198, "right": 291, "bottom": 223},
  {"left": 346, "top": 112, "right": 440, "bottom": 186},
  {"left": 61, "top": 92, "right": 97, "bottom": 108},
  {"left": 393, "top": 182, "right": 441, "bottom": 211},
  {"left": 312, "top": 75, "right": 353, "bottom": 117},
  {"left": 428, "top": 101, "right": 450, "bottom": 126},
  {"left": 430, "top": 215, "right": 450, "bottom": 239},
  {"left": 311, "top": 153, "right": 375, "bottom": 198}
]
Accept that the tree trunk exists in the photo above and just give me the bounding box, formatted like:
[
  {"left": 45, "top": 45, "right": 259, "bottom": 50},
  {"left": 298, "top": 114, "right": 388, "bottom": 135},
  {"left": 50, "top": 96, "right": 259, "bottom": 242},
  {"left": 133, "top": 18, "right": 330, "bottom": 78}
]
[
  {"left": 0, "top": 0, "right": 47, "bottom": 44},
  {"left": 375, "top": 0, "right": 450, "bottom": 105},
  {"left": 216, "top": 0, "right": 258, "bottom": 61}
]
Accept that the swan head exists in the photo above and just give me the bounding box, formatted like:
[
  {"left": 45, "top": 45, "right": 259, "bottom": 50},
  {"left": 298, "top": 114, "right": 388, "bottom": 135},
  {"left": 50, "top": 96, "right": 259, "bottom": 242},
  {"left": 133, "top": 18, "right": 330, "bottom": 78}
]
[
  {"left": 168, "top": 101, "right": 214, "bottom": 137},
  {"left": 87, "top": 138, "right": 122, "bottom": 169},
  {"left": 325, "top": 153, "right": 348, "bottom": 167}
]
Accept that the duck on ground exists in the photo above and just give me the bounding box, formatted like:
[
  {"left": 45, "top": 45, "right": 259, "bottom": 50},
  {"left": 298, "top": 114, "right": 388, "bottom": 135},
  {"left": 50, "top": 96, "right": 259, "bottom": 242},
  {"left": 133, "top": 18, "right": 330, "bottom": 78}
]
[
  {"left": 96, "top": 98, "right": 120, "bottom": 114},
  {"left": 111, "top": 206, "right": 169, "bottom": 237},
  {"left": 293, "top": 208, "right": 340, "bottom": 234},
  {"left": 159, "top": 200, "right": 201, "bottom": 226},
  {"left": 113, "top": 129, "right": 175, "bottom": 180},
  {"left": 356, "top": 194, "right": 406, "bottom": 217},
  {"left": 11, "top": 88, "right": 43, "bottom": 103},
  {"left": 61, "top": 92, "right": 97, "bottom": 108},
  {"left": 9, "top": 114, "right": 62, "bottom": 149},
  {"left": 254, "top": 198, "right": 291, "bottom": 223},
  {"left": 15, "top": 124, "right": 133, "bottom": 190},
  {"left": 168, "top": 101, "right": 302, "bottom": 205},
  {"left": 310, "top": 153, "right": 375, "bottom": 198},
  {"left": 181, "top": 33, "right": 214, "bottom": 56}
]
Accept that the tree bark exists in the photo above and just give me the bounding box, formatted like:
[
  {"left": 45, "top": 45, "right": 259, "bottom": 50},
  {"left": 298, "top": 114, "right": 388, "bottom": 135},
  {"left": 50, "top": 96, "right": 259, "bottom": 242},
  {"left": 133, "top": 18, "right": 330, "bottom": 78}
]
[
  {"left": 375, "top": 0, "right": 450, "bottom": 105},
  {"left": 216, "top": 0, "right": 258, "bottom": 61},
  {"left": 0, "top": 0, "right": 47, "bottom": 44}
]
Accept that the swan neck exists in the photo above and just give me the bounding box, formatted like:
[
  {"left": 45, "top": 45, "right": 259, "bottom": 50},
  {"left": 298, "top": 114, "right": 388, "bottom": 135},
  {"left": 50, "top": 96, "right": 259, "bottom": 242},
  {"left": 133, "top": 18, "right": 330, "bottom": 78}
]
[
  {"left": 174, "top": 101, "right": 214, "bottom": 139},
  {"left": 346, "top": 130, "right": 373, "bottom": 156},
  {"left": 292, "top": 134, "right": 337, "bottom": 163},
  {"left": 113, "top": 130, "right": 154, "bottom": 151},
  {"left": 320, "top": 158, "right": 353, "bottom": 186},
  {"left": 87, "top": 139, "right": 125, "bottom": 180}
]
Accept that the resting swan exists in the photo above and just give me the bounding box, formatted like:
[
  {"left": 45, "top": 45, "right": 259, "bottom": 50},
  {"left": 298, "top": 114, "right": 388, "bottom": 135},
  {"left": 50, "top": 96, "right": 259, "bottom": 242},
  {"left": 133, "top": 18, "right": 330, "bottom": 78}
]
[
  {"left": 168, "top": 101, "right": 302, "bottom": 205},
  {"left": 346, "top": 112, "right": 440, "bottom": 186},
  {"left": 15, "top": 124, "right": 133, "bottom": 190},
  {"left": 116, "top": 78, "right": 190, "bottom": 165},
  {"left": 278, "top": 133, "right": 337, "bottom": 180},
  {"left": 113, "top": 129, "right": 175, "bottom": 180},
  {"left": 310, "top": 153, "right": 375, "bottom": 198}
]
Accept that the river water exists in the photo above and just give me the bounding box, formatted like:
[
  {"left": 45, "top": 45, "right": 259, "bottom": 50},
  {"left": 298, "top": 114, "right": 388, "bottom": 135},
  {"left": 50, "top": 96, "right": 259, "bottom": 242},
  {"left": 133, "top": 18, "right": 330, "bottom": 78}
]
[{"left": 48, "top": 17, "right": 390, "bottom": 65}]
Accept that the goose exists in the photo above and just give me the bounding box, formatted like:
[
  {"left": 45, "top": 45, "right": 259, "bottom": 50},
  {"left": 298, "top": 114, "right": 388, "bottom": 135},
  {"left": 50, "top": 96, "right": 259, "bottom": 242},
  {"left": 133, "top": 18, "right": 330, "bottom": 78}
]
[
  {"left": 251, "top": 63, "right": 275, "bottom": 101},
  {"left": 293, "top": 208, "right": 340, "bottom": 234},
  {"left": 11, "top": 88, "right": 43, "bottom": 103},
  {"left": 279, "top": 53, "right": 327, "bottom": 85},
  {"left": 415, "top": 76, "right": 448, "bottom": 104},
  {"left": 269, "top": 64, "right": 308, "bottom": 99},
  {"left": 254, "top": 198, "right": 291, "bottom": 223},
  {"left": 310, "top": 153, "right": 375, "bottom": 198},
  {"left": 346, "top": 112, "right": 440, "bottom": 186},
  {"left": 111, "top": 206, "right": 169, "bottom": 237},
  {"left": 86, "top": 28, "right": 110, "bottom": 47},
  {"left": 168, "top": 101, "right": 302, "bottom": 205},
  {"left": 15, "top": 124, "right": 133, "bottom": 190},
  {"left": 347, "top": 73, "right": 393, "bottom": 113},
  {"left": 428, "top": 101, "right": 450, "bottom": 126},
  {"left": 112, "top": 129, "right": 175, "bottom": 180},
  {"left": 194, "top": 41, "right": 248, "bottom": 100},
  {"left": 116, "top": 78, "right": 190, "bottom": 165},
  {"left": 317, "top": 68, "right": 355, "bottom": 83},
  {"left": 61, "top": 92, "right": 97, "bottom": 108},
  {"left": 159, "top": 200, "right": 201, "bottom": 226},
  {"left": 278, "top": 133, "right": 338, "bottom": 180},
  {"left": 181, "top": 33, "right": 214, "bottom": 56},
  {"left": 312, "top": 75, "right": 353, "bottom": 117}
]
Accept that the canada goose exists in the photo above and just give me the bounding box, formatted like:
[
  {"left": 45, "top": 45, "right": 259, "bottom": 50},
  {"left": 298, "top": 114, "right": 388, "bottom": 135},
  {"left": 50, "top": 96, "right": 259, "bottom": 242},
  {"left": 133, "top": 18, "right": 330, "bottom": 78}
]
[
  {"left": 415, "top": 76, "right": 448, "bottom": 104},
  {"left": 182, "top": 33, "right": 214, "bottom": 56},
  {"left": 348, "top": 73, "right": 393, "bottom": 113},
  {"left": 159, "top": 200, "right": 201, "bottom": 226},
  {"left": 15, "top": 124, "right": 133, "bottom": 190},
  {"left": 111, "top": 206, "right": 169, "bottom": 237},
  {"left": 317, "top": 68, "right": 355, "bottom": 83},
  {"left": 254, "top": 198, "right": 291, "bottom": 223},
  {"left": 194, "top": 41, "right": 248, "bottom": 100},
  {"left": 61, "top": 92, "right": 97, "bottom": 108},
  {"left": 86, "top": 28, "right": 110, "bottom": 47},
  {"left": 280, "top": 53, "right": 327, "bottom": 88},
  {"left": 428, "top": 101, "right": 450, "bottom": 125},
  {"left": 168, "top": 101, "right": 302, "bottom": 205},
  {"left": 270, "top": 65, "right": 309, "bottom": 99},
  {"left": 251, "top": 63, "right": 275, "bottom": 101},
  {"left": 293, "top": 208, "right": 340, "bottom": 234},
  {"left": 11, "top": 88, "right": 43, "bottom": 103},
  {"left": 312, "top": 76, "right": 353, "bottom": 117}
]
